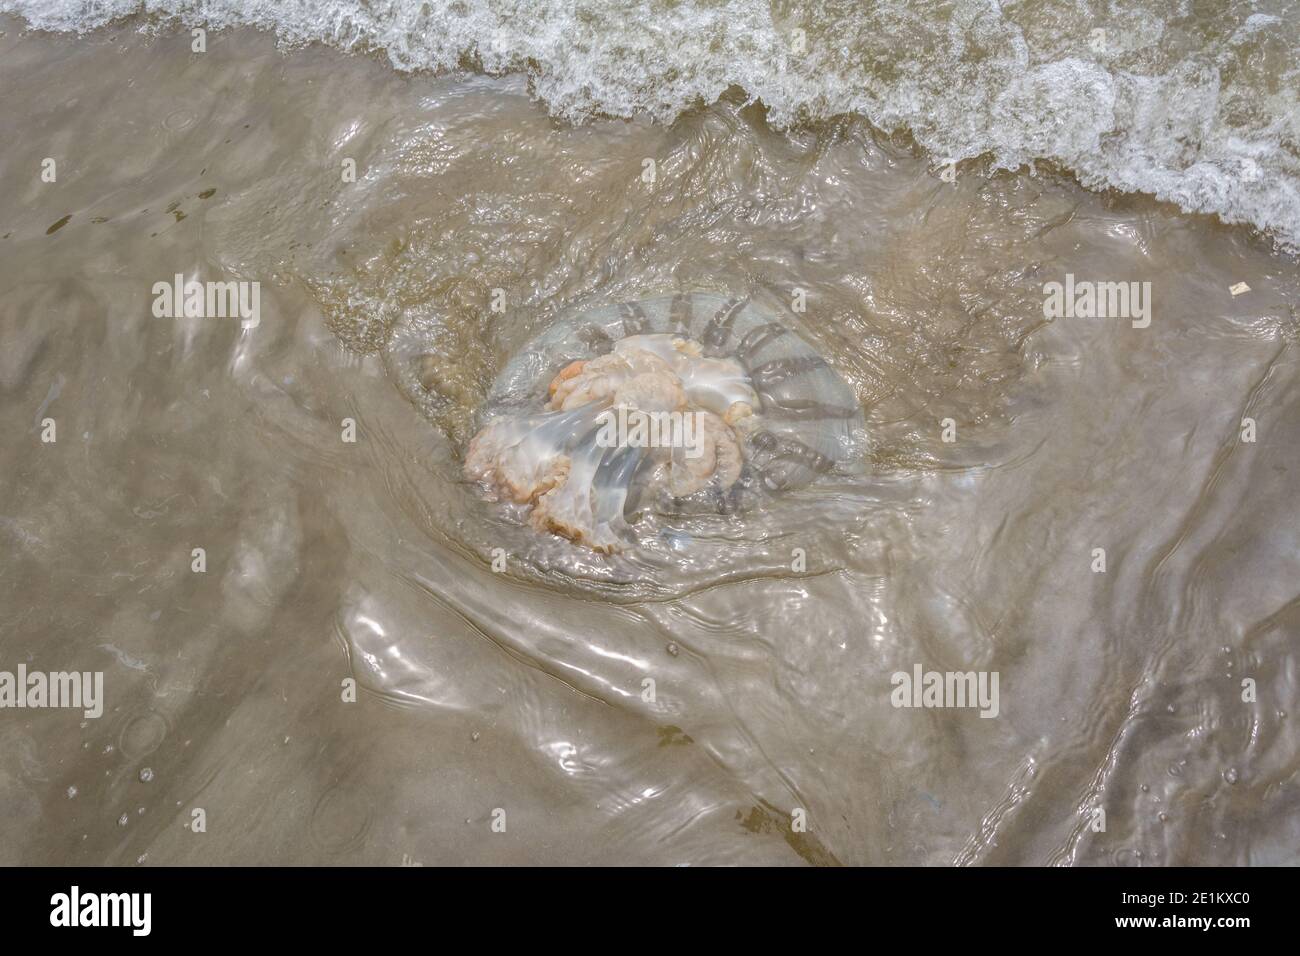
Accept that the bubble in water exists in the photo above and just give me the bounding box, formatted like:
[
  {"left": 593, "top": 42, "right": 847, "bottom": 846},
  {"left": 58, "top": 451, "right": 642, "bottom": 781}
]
[{"left": 119, "top": 710, "right": 169, "bottom": 759}]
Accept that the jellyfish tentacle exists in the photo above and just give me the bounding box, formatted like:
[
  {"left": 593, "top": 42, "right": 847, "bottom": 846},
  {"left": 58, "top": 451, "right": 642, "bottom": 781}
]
[
  {"left": 669, "top": 292, "right": 694, "bottom": 334},
  {"left": 578, "top": 325, "right": 614, "bottom": 355},
  {"left": 735, "top": 322, "right": 789, "bottom": 364},
  {"left": 620, "top": 302, "right": 650, "bottom": 336},
  {"left": 702, "top": 297, "right": 748, "bottom": 351},
  {"left": 750, "top": 355, "right": 829, "bottom": 390}
]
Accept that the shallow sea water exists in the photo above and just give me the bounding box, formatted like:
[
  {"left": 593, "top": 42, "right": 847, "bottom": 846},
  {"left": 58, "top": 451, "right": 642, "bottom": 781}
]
[{"left": 1, "top": 16, "right": 1298, "bottom": 865}]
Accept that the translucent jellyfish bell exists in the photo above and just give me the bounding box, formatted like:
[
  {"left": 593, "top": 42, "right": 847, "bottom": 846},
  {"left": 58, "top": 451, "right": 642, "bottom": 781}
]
[{"left": 465, "top": 293, "right": 863, "bottom": 551}]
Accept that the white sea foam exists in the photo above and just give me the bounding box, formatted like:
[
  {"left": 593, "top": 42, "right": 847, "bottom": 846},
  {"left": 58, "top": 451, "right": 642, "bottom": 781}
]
[{"left": 4, "top": 0, "right": 1298, "bottom": 249}]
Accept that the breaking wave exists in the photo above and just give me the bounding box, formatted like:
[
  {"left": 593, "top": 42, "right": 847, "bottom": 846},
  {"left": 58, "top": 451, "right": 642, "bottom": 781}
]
[{"left": 4, "top": 0, "right": 1299, "bottom": 249}]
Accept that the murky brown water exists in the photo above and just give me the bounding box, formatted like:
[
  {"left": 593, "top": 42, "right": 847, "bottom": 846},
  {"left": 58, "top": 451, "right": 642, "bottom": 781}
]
[{"left": 1, "top": 18, "right": 1297, "bottom": 865}]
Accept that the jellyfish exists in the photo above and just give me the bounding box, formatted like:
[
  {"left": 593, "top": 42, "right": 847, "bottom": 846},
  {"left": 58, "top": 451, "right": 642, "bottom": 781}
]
[{"left": 464, "top": 293, "right": 861, "bottom": 552}]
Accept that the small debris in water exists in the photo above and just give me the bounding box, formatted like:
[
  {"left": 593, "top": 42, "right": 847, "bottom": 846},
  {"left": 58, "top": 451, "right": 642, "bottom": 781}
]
[
  {"left": 139, "top": 767, "right": 154, "bottom": 783},
  {"left": 66, "top": 786, "right": 78, "bottom": 799},
  {"left": 666, "top": 642, "right": 679, "bottom": 657},
  {"left": 1229, "top": 282, "right": 1251, "bottom": 296},
  {"left": 1223, "top": 767, "right": 1239, "bottom": 784},
  {"left": 117, "top": 813, "right": 130, "bottom": 827}
]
